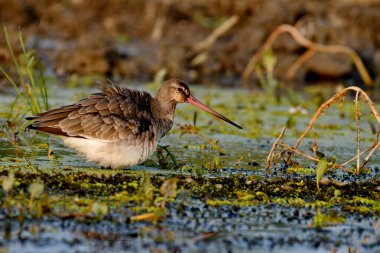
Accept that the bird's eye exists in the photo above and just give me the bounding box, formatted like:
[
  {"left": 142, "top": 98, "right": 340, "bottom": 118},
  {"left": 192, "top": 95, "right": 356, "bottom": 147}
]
[{"left": 177, "top": 88, "right": 182, "bottom": 92}]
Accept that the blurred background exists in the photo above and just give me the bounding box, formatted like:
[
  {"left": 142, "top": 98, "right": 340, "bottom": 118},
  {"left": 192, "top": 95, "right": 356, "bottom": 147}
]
[{"left": 0, "top": 0, "right": 380, "bottom": 87}]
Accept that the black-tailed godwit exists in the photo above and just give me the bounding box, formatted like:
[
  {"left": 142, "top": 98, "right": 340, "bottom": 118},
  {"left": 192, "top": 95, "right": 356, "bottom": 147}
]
[{"left": 26, "top": 79, "right": 242, "bottom": 168}]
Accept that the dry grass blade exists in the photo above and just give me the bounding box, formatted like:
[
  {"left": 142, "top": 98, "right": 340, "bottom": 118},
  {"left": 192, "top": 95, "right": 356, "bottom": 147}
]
[
  {"left": 130, "top": 212, "right": 158, "bottom": 222},
  {"left": 242, "top": 24, "right": 373, "bottom": 87},
  {"left": 192, "top": 232, "right": 216, "bottom": 242}
]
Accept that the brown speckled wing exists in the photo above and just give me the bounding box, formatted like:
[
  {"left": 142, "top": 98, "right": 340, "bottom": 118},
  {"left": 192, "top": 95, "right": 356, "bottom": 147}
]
[{"left": 26, "top": 84, "right": 155, "bottom": 141}]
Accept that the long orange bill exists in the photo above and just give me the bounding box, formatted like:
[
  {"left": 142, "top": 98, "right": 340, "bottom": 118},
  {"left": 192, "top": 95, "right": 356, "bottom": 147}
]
[{"left": 187, "top": 95, "right": 243, "bottom": 129}]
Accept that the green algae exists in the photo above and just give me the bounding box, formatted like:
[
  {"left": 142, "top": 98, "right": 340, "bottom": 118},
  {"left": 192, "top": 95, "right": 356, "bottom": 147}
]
[{"left": 0, "top": 165, "right": 378, "bottom": 224}]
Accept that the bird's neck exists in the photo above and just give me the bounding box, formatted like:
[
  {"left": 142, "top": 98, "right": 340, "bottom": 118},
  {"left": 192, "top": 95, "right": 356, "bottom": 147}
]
[
  {"left": 151, "top": 95, "right": 176, "bottom": 121},
  {"left": 151, "top": 96, "right": 176, "bottom": 137}
]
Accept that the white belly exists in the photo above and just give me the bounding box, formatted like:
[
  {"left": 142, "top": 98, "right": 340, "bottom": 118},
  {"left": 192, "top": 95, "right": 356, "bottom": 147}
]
[{"left": 62, "top": 137, "right": 157, "bottom": 168}]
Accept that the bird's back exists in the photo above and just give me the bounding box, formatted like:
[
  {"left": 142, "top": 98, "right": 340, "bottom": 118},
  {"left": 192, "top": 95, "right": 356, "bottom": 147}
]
[{"left": 26, "top": 83, "right": 155, "bottom": 141}]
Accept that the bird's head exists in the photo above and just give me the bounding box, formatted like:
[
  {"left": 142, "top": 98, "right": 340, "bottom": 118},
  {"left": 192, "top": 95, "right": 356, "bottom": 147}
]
[{"left": 157, "top": 79, "right": 242, "bottom": 129}]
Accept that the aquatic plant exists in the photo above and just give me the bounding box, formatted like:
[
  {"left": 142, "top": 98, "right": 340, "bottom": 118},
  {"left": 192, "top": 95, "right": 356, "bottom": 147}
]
[
  {"left": 267, "top": 86, "right": 380, "bottom": 179},
  {"left": 155, "top": 145, "right": 178, "bottom": 169},
  {"left": 252, "top": 49, "right": 282, "bottom": 98},
  {"left": 0, "top": 120, "right": 32, "bottom": 164},
  {"left": 179, "top": 112, "right": 226, "bottom": 154}
]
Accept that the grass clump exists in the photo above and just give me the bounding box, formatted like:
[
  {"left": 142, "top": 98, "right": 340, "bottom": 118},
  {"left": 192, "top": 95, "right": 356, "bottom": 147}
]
[{"left": 0, "top": 27, "right": 49, "bottom": 124}]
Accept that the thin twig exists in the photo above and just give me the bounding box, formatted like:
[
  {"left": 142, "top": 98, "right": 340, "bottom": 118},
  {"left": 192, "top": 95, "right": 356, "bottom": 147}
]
[
  {"left": 354, "top": 91, "right": 361, "bottom": 173},
  {"left": 359, "top": 130, "right": 380, "bottom": 168},
  {"left": 278, "top": 143, "right": 319, "bottom": 163},
  {"left": 278, "top": 143, "right": 354, "bottom": 173},
  {"left": 362, "top": 143, "right": 380, "bottom": 167},
  {"left": 339, "top": 143, "right": 377, "bottom": 167},
  {"left": 266, "top": 127, "right": 286, "bottom": 170}
]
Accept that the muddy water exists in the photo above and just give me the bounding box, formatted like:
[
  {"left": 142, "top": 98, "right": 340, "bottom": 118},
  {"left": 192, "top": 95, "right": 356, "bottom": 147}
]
[{"left": 0, "top": 84, "right": 379, "bottom": 253}]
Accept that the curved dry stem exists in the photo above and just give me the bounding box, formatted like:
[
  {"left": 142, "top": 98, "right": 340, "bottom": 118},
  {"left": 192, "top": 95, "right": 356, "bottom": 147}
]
[{"left": 242, "top": 24, "right": 373, "bottom": 87}]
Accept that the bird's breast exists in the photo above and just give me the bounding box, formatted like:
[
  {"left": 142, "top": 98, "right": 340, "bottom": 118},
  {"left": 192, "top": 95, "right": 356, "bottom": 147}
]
[{"left": 62, "top": 134, "right": 158, "bottom": 168}]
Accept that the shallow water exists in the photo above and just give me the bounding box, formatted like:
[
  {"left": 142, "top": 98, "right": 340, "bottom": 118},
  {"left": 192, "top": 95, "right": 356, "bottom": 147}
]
[
  {"left": 1, "top": 203, "right": 379, "bottom": 253},
  {"left": 0, "top": 84, "right": 379, "bottom": 253}
]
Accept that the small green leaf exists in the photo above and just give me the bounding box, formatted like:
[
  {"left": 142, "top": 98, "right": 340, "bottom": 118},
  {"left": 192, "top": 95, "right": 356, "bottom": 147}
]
[
  {"left": 193, "top": 111, "right": 198, "bottom": 128},
  {"left": 310, "top": 149, "right": 326, "bottom": 159},
  {"left": 316, "top": 158, "right": 328, "bottom": 192}
]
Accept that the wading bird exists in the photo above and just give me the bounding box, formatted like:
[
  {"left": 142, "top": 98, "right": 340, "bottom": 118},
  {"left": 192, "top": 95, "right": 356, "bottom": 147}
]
[{"left": 26, "top": 79, "right": 242, "bottom": 168}]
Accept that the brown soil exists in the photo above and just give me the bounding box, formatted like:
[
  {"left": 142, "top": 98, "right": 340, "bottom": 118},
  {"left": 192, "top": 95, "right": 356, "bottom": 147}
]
[{"left": 1, "top": 0, "right": 380, "bottom": 86}]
